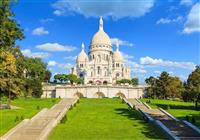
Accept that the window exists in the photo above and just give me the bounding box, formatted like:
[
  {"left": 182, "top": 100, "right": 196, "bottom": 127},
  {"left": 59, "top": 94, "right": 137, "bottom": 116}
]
[
  {"left": 80, "top": 64, "right": 83, "bottom": 67},
  {"left": 98, "top": 66, "right": 101, "bottom": 75},
  {"left": 116, "top": 63, "right": 119, "bottom": 67}
]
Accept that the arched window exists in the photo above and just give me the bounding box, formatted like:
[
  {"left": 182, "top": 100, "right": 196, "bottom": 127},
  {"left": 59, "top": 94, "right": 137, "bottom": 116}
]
[
  {"left": 80, "top": 64, "right": 83, "bottom": 68},
  {"left": 97, "top": 66, "right": 101, "bottom": 75}
]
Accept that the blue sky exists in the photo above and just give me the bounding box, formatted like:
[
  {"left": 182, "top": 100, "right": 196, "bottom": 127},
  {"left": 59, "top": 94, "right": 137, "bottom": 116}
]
[{"left": 13, "top": 0, "right": 200, "bottom": 83}]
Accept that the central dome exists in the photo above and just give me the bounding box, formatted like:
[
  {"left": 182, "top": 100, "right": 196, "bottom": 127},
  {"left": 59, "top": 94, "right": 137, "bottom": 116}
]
[
  {"left": 91, "top": 30, "right": 112, "bottom": 46},
  {"left": 90, "top": 17, "right": 112, "bottom": 50}
]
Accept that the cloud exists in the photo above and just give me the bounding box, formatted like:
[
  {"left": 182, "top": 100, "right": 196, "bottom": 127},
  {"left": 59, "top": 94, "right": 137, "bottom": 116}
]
[
  {"left": 64, "top": 56, "right": 77, "bottom": 61},
  {"left": 21, "top": 49, "right": 50, "bottom": 59},
  {"left": 111, "top": 38, "right": 134, "bottom": 47},
  {"left": 183, "top": 3, "right": 200, "bottom": 34},
  {"left": 140, "top": 56, "right": 195, "bottom": 70},
  {"left": 58, "top": 63, "right": 73, "bottom": 69},
  {"left": 180, "top": 0, "right": 193, "bottom": 6},
  {"left": 52, "top": 0, "right": 154, "bottom": 19},
  {"left": 156, "top": 16, "right": 183, "bottom": 24},
  {"left": 53, "top": 10, "right": 64, "bottom": 16},
  {"left": 133, "top": 68, "right": 147, "bottom": 74},
  {"left": 48, "top": 61, "right": 57, "bottom": 67},
  {"left": 32, "top": 27, "right": 49, "bottom": 35},
  {"left": 36, "top": 43, "right": 76, "bottom": 52},
  {"left": 40, "top": 18, "right": 54, "bottom": 23}
]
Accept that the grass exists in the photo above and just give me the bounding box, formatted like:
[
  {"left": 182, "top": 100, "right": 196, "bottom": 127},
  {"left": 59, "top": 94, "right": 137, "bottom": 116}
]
[
  {"left": 141, "top": 98, "right": 200, "bottom": 128},
  {"left": 0, "top": 97, "right": 60, "bottom": 136},
  {"left": 49, "top": 98, "right": 166, "bottom": 140}
]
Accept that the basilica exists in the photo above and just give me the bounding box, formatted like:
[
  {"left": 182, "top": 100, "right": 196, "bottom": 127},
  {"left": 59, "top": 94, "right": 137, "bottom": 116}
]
[{"left": 71, "top": 17, "right": 131, "bottom": 85}]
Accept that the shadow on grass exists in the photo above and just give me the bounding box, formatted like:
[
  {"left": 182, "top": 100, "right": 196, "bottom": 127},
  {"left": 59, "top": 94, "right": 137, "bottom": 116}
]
[
  {"left": 152, "top": 103, "right": 200, "bottom": 110},
  {"left": 177, "top": 114, "right": 200, "bottom": 128},
  {"left": 115, "top": 108, "right": 166, "bottom": 140}
]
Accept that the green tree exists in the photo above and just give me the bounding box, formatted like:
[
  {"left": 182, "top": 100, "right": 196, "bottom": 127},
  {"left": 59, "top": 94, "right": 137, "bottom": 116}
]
[
  {"left": 145, "top": 72, "right": 183, "bottom": 99},
  {"left": 24, "top": 57, "right": 48, "bottom": 97},
  {"left": 131, "top": 78, "right": 139, "bottom": 85},
  {"left": 0, "top": 0, "right": 24, "bottom": 50},
  {"left": 145, "top": 76, "right": 159, "bottom": 98},
  {"left": 67, "top": 74, "right": 79, "bottom": 84},
  {"left": 185, "top": 66, "right": 200, "bottom": 108},
  {"left": 0, "top": 50, "right": 19, "bottom": 105}
]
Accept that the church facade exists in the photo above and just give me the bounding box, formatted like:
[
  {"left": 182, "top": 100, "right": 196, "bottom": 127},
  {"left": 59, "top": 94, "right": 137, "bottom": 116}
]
[{"left": 71, "top": 17, "right": 131, "bottom": 85}]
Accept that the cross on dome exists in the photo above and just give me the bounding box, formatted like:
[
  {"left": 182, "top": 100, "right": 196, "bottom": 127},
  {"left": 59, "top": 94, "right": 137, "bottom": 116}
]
[
  {"left": 99, "top": 16, "right": 103, "bottom": 30},
  {"left": 81, "top": 42, "right": 85, "bottom": 50},
  {"left": 116, "top": 41, "right": 120, "bottom": 52}
]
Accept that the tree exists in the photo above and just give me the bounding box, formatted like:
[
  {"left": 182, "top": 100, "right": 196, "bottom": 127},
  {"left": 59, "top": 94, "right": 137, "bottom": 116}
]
[
  {"left": 0, "top": 0, "right": 24, "bottom": 50},
  {"left": 145, "top": 76, "right": 159, "bottom": 98},
  {"left": 44, "top": 70, "right": 52, "bottom": 82},
  {"left": 184, "top": 66, "right": 200, "bottom": 108},
  {"left": 145, "top": 72, "right": 183, "bottom": 99},
  {"left": 23, "top": 57, "right": 49, "bottom": 97},
  {"left": 0, "top": 50, "right": 19, "bottom": 105},
  {"left": 131, "top": 78, "right": 139, "bottom": 85},
  {"left": 67, "top": 74, "right": 79, "bottom": 84}
]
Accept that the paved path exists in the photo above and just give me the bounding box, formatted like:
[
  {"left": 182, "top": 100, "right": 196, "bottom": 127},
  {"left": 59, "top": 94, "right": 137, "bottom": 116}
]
[
  {"left": 127, "top": 99, "right": 200, "bottom": 140},
  {"left": 1, "top": 98, "right": 78, "bottom": 140}
]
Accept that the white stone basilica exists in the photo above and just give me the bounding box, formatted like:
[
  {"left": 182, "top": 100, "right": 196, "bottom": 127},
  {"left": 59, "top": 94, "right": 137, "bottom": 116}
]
[{"left": 71, "top": 17, "right": 131, "bottom": 84}]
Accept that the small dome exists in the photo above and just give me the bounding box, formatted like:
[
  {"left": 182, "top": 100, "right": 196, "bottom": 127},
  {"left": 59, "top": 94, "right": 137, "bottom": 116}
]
[
  {"left": 77, "top": 43, "right": 89, "bottom": 62},
  {"left": 113, "top": 43, "right": 123, "bottom": 62},
  {"left": 90, "top": 17, "right": 112, "bottom": 48}
]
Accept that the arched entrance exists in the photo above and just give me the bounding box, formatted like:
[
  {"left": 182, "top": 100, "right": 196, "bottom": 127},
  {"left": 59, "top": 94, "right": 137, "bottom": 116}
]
[
  {"left": 116, "top": 92, "right": 126, "bottom": 98},
  {"left": 103, "top": 81, "right": 108, "bottom": 85},
  {"left": 88, "top": 81, "right": 93, "bottom": 84},
  {"left": 74, "top": 92, "right": 84, "bottom": 98},
  {"left": 94, "top": 92, "right": 105, "bottom": 98}
]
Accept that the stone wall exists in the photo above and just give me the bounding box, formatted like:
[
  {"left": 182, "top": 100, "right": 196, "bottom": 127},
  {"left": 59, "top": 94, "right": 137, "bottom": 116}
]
[{"left": 42, "top": 84, "right": 147, "bottom": 99}]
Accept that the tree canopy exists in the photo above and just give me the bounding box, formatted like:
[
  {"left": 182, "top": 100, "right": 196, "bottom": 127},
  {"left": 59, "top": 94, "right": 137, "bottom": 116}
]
[{"left": 0, "top": 0, "right": 51, "bottom": 99}]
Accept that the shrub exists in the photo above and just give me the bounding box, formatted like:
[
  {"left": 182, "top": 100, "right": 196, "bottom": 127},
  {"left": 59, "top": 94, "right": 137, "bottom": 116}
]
[
  {"left": 15, "top": 116, "right": 19, "bottom": 122},
  {"left": 60, "top": 115, "right": 67, "bottom": 123},
  {"left": 192, "top": 116, "right": 196, "bottom": 124},
  {"left": 52, "top": 99, "right": 56, "bottom": 103},
  {"left": 36, "top": 105, "right": 40, "bottom": 110},
  {"left": 186, "top": 115, "right": 189, "bottom": 121},
  {"left": 20, "top": 115, "right": 24, "bottom": 120}
]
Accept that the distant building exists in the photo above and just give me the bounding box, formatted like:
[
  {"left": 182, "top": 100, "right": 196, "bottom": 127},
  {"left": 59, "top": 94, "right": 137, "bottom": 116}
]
[{"left": 71, "top": 17, "right": 131, "bottom": 84}]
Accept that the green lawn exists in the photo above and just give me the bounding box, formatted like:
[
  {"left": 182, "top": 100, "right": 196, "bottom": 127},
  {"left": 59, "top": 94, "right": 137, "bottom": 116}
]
[
  {"left": 0, "top": 98, "right": 60, "bottom": 136},
  {"left": 141, "top": 99, "right": 200, "bottom": 128},
  {"left": 49, "top": 98, "right": 166, "bottom": 140}
]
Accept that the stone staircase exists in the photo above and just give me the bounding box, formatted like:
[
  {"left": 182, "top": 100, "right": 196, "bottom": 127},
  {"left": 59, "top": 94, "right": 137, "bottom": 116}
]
[
  {"left": 1, "top": 98, "right": 78, "bottom": 140},
  {"left": 127, "top": 99, "right": 200, "bottom": 140}
]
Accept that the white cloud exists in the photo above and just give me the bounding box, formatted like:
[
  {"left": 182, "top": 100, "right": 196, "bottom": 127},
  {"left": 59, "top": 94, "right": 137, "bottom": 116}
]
[
  {"left": 133, "top": 68, "right": 147, "bottom": 74},
  {"left": 183, "top": 3, "right": 200, "bottom": 34},
  {"left": 156, "top": 16, "right": 183, "bottom": 24},
  {"left": 58, "top": 63, "right": 73, "bottom": 70},
  {"left": 36, "top": 43, "right": 76, "bottom": 52},
  {"left": 140, "top": 56, "right": 196, "bottom": 70},
  {"left": 21, "top": 49, "right": 50, "bottom": 59},
  {"left": 53, "top": 10, "right": 64, "bottom": 16},
  {"left": 180, "top": 0, "right": 193, "bottom": 6},
  {"left": 48, "top": 61, "right": 57, "bottom": 67},
  {"left": 40, "top": 18, "right": 54, "bottom": 23},
  {"left": 32, "top": 27, "right": 49, "bottom": 35},
  {"left": 64, "top": 56, "right": 77, "bottom": 61},
  {"left": 52, "top": 0, "right": 154, "bottom": 19},
  {"left": 111, "top": 38, "right": 134, "bottom": 47}
]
